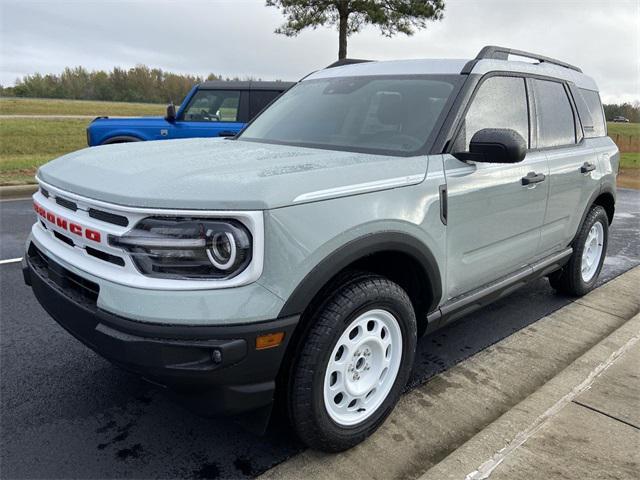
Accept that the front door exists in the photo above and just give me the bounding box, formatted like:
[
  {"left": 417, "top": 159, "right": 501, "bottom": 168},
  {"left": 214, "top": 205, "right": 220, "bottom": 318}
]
[
  {"left": 167, "top": 89, "right": 246, "bottom": 139},
  {"left": 444, "top": 75, "right": 549, "bottom": 299}
]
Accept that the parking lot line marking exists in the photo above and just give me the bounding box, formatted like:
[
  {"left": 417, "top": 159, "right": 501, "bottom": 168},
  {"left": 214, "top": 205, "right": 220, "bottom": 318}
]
[
  {"left": 0, "top": 257, "right": 23, "bottom": 265},
  {"left": 0, "top": 197, "right": 33, "bottom": 202}
]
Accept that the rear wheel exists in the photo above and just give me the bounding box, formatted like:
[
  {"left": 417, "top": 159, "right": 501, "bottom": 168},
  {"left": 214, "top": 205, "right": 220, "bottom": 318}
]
[
  {"left": 549, "top": 205, "right": 608, "bottom": 296},
  {"left": 288, "top": 275, "right": 416, "bottom": 452}
]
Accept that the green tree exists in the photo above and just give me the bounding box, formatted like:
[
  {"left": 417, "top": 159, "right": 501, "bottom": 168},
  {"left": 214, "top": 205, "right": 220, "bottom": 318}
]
[
  {"left": 6, "top": 66, "right": 245, "bottom": 104},
  {"left": 604, "top": 102, "right": 640, "bottom": 123},
  {"left": 266, "top": 0, "right": 445, "bottom": 60}
]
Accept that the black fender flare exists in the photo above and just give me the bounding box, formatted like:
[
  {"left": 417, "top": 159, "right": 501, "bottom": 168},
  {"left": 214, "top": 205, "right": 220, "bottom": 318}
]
[
  {"left": 101, "top": 135, "right": 143, "bottom": 145},
  {"left": 571, "top": 185, "right": 616, "bottom": 246},
  {"left": 277, "top": 231, "right": 442, "bottom": 318}
]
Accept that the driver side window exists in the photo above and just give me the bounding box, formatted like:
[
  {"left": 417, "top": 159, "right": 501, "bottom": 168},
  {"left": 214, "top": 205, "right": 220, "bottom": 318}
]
[
  {"left": 182, "top": 90, "right": 240, "bottom": 122},
  {"left": 453, "top": 76, "right": 529, "bottom": 152}
]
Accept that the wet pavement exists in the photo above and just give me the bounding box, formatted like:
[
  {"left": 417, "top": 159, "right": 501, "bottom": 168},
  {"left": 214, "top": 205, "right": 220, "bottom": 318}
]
[{"left": 1, "top": 188, "right": 638, "bottom": 479}]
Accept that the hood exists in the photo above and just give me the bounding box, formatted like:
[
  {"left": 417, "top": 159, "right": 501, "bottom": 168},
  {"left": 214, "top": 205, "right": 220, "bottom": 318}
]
[
  {"left": 89, "top": 116, "right": 166, "bottom": 126},
  {"left": 37, "top": 138, "right": 427, "bottom": 210}
]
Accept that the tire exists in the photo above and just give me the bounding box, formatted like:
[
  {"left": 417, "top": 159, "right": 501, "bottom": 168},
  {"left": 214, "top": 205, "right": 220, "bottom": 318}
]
[
  {"left": 288, "top": 274, "right": 417, "bottom": 452},
  {"left": 549, "top": 205, "right": 608, "bottom": 296},
  {"left": 101, "top": 136, "right": 142, "bottom": 145}
]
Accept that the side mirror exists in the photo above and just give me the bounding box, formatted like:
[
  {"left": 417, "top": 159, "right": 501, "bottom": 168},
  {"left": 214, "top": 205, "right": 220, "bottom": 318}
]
[
  {"left": 165, "top": 103, "right": 177, "bottom": 123},
  {"left": 455, "top": 128, "right": 526, "bottom": 164}
]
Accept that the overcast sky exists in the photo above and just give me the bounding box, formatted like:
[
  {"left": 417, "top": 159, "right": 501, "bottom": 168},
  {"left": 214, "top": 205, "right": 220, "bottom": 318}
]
[{"left": 1, "top": 0, "right": 638, "bottom": 103}]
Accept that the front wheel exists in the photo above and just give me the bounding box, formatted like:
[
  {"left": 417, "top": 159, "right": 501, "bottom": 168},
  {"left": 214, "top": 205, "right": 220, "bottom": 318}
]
[
  {"left": 549, "top": 205, "right": 609, "bottom": 296},
  {"left": 288, "top": 275, "right": 417, "bottom": 452}
]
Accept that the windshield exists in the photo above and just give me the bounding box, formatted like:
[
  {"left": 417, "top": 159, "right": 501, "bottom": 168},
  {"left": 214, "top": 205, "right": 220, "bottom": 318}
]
[{"left": 238, "top": 75, "right": 460, "bottom": 156}]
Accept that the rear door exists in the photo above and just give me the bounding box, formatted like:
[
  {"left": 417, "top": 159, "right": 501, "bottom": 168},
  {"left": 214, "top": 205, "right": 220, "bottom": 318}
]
[
  {"left": 532, "top": 79, "right": 600, "bottom": 255},
  {"left": 443, "top": 75, "right": 549, "bottom": 299},
  {"left": 169, "top": 89, "right": 248, "bottom": 139}
]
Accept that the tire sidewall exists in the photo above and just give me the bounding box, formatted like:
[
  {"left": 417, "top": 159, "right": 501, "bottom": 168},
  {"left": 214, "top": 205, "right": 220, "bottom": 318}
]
[
  {"left": 294, "top": 278, "right": 417, "bottom": 449},
  {"left": 572, "top": 207, "right": 609, "bottom": 292}
]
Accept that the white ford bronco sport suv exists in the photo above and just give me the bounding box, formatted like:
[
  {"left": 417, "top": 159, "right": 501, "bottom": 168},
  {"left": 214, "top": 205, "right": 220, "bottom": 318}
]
[{"left": 24, "top": 46, "right": 618, "bottom": 452}]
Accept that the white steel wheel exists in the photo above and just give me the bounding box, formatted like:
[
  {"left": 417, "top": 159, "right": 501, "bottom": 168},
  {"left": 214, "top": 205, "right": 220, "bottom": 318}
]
[
  {"left": 581, "top": 222, "right": 604, "bottom": 282},
  {"left": 323, "top": 309, "right": 403, "bottom": 427}
]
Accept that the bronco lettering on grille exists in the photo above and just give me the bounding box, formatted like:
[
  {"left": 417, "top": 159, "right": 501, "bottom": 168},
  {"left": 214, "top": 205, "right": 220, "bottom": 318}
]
[{"left": 34, "top": 201, "right": 102, "bottom": 243}]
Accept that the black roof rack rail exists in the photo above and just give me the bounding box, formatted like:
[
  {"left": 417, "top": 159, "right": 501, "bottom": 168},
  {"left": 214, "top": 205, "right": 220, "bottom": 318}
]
[
  {"left": 325, "top": 58, "right": 372, "bottom": 69},
  {"left": 472, "top": 45, "right": 582, "bottom": 73}
]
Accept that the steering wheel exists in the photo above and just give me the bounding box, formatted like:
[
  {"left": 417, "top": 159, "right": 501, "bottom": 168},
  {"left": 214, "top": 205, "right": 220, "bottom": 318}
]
[{"left": 200, "top": 109, "right": 219, "bottom": 122}]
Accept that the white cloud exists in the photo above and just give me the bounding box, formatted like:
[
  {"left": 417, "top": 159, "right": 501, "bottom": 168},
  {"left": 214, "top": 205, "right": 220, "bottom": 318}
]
[{"left": 0, "top": 0, "right": 638, "bottom": 102}]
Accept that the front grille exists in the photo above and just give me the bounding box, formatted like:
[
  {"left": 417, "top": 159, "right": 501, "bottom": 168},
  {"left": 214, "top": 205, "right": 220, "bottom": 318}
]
[
  {"left": 88, "top": 208, "right": 129, "bottom": 227},
  {"left": 86, "top": 246, "right": 125, "bottom": 266},
  {"left": 55, "top": 196, "right": 78, "bottom": 212},
  {"left": 28, "top": 244, "right": 99, "bottom": 305},
  {"left": 47, "top": 227, "right": 126, "bottom": 268},
  {"left": 53, "top": 231, "right": 74, "bottom": 247}
]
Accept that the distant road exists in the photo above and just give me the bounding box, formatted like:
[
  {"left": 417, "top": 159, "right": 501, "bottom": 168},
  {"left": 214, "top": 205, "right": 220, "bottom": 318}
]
[{"left": 0, "top": 114, "right": 135, "bottom": 119}]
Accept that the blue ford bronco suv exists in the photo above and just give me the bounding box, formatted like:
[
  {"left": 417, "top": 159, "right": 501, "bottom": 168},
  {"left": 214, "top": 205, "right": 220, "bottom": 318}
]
[
  {"left": 86, "top": 81, "right": 293, "bottom": 146},
  {"left": 25, "top": 47, "right": 618, "bottom": 452}
]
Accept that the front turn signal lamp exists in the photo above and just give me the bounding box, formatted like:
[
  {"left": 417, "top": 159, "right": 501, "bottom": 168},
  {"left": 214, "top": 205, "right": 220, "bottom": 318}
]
[{"left": 256, "top": 332, "right": 285, "bottom": 350}]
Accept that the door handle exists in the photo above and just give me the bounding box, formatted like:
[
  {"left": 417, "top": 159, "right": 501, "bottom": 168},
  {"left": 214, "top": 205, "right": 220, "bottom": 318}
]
[
  {"left": 218, "top": 131, "right": 236, "bottom": 137},
  {"left": 521, "top": 171, "right": 546, "bottom": 186},
  {"left": 580, "top": 162, "right": 596, "bottom": 173}
]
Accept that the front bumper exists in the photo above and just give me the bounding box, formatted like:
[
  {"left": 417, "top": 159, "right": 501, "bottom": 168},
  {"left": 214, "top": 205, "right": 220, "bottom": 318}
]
[{"left": 24, "top": 243, "right": 298, "bottom": 417}]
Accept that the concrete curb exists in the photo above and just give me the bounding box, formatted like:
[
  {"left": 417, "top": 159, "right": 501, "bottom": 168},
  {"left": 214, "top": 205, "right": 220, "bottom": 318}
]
[
  {"left": 419, "top": 311, "right": 640, "bottom": 480},
  {"left": 260, "top": 266, "right": 640, "bottom": 480},
  {"left": 0, "top": 184, "right": 37, "bottom": 200}
]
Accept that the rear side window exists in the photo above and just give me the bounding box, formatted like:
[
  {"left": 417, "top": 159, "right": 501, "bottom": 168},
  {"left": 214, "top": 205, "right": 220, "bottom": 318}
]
[
  {"left": 250, "top": 90, "right": 283, "bottom": 118},
  {"left": 532, "top": 79, "right": 576, "bottom": 147},
  {"left": 576, "top": 89, "right": 606, "bottom": 138},
  {"left": 454, "top": 76, "right": 529, "bottom": 151}
]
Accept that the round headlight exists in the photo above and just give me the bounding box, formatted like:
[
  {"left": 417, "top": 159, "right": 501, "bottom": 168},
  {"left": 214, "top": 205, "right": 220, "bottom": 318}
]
[
  {"left": 109, "top": 217, "right": 252, "bottom": 280},
  {"left": 207, "top": 231, "right": 237, "bottom": 270}
]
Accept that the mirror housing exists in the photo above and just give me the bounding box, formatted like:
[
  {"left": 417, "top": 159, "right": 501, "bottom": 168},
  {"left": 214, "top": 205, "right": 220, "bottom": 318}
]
[
  {"left": 455, "top": 128, "right": 526, "bottom": 164},
  {"left": 165, "top": 103, "right": 177, "bottom": 123}
]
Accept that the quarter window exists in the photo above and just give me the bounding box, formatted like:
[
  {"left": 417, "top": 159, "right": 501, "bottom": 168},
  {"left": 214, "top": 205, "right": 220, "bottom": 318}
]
[
  {"left": 182, "top": 90, "right": 240, "bottom": 122},
  {"left": 454, "top": 76, "right": 529, "bottom": 151},
  {"left": 532, "top": 79, "right": 576, "bottom": 147},
  {"left": 576, "top": 89, "right": 606, "bottom": 138},
  {"left": 250, "top": 90, "right": 283, "bottom": 118}
]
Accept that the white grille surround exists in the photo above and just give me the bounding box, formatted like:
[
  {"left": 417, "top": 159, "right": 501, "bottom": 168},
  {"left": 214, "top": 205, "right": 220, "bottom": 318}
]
[{"left": 31, "top": 178, "right": 264, "bottom": 291}]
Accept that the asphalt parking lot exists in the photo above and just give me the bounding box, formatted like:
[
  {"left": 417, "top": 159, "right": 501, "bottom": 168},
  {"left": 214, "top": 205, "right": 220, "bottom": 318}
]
[{"left": 1, "top": 189, "right": 639, "bottom": 479}]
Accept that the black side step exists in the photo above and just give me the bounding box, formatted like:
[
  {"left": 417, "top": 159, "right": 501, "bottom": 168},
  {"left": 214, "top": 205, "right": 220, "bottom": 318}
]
[{"left": 424, "top": 248, "right": 573, "bottom": 334}]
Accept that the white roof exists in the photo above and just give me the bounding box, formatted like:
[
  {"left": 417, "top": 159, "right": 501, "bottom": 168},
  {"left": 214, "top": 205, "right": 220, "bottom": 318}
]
[
  {"left": 305, "top": 59, "right": 469, "bottom": 80},
  {"left": 472, "top": 59, "right": 598, "bottom": 91},
  {"left": 304, "top": 57, "right": 599, "bottom": 91}
]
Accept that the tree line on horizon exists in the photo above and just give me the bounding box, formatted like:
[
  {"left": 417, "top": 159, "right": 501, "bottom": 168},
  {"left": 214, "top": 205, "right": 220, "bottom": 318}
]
[
  {"left": 0, "top": 65, "right": 266, "bottom": 104},
  {"left": 0, "top": 64, "right": 637, "bottom": 122},
  {"left": 603, "top": 103, "right": 640, "bottom": 123}
]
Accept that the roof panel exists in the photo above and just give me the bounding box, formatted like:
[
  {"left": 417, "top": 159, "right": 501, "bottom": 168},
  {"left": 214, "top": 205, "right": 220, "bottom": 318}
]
[
  {"left": 470, "top": 59, "right": 598, "bottom": 90},
  {"left": 305, "top": 59, "right": 470, "bottom": 80},
  {"left": 302, "top": 56, "right": 598, "bottom": 92},
  {"left": 199, "top": 80, "right": 295, "bottom": 91}
]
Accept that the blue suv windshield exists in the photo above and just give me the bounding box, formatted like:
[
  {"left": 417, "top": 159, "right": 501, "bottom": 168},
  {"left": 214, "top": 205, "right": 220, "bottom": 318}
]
[{"left": 239, "top": 75, "right": 461, "bottom": 156}]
